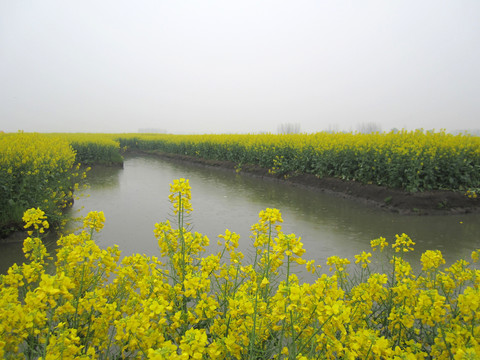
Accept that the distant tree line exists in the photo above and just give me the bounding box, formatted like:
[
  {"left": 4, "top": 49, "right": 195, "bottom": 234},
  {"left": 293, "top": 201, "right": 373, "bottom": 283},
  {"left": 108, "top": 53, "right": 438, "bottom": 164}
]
[{"left": 277, "top": 123, "right": 301, "bottom": 134}]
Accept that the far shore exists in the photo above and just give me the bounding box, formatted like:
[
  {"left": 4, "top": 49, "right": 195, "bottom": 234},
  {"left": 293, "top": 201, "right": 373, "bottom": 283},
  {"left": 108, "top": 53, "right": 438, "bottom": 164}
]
[{"left": 130, "top": 149, "right": 480, "bottom": 216}]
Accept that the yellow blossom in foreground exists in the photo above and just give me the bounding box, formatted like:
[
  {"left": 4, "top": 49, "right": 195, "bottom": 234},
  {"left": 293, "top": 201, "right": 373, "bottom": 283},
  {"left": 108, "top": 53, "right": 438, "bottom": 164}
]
[
  {"left": 2, "top": 182, "right": 480, "bottom": 359},
  {"left": 471, "top": 249, "right": 480, "bottom": 263},
  {"left": 354, "top": 251, "right": 372, "bottom": 269},
  {"left": 22, "top": 207, "right": 48, "bottom": 233},
  {"left": 259, "top": 207, "right": 283, "bottom": 225},
  {"left": 392, "top": 233, "right": 415, "bottom": 253},
  {"left": 326, "top": 255, "right": 350, "bottom": 272},
  {"left": 169, "top": 178, "right": 193, "bottom": 214},
  {"left": 370, "top": 237, "right": 388, "bottom": 252},
  {"left": 82, "top": 210, "right": 106, "bottom": 232},
  {"left": 420, "top": 249, "right": 445, "bottom": 272}
]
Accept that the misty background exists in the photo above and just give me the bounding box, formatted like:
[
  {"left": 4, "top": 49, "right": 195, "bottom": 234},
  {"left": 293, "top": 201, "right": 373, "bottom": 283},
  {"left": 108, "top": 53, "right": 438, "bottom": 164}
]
[{"left": 1, "top": 1, "right": 479, "bottom": 134}]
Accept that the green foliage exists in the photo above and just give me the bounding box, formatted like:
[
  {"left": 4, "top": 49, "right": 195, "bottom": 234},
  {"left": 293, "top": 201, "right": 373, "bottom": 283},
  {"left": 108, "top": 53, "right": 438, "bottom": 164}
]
[
  {"left": 59, "top": 134, "right": 123, "bottom": 165},
  {"left": 116, "top": 131, "right": 480, "bottom": 192},
  {"left": 0, "top": 133, "right": 78, "bottom": 235}
]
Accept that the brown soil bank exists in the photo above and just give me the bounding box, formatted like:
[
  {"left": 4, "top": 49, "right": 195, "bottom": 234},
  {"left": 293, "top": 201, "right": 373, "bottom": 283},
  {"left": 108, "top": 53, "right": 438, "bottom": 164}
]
[{"left": 137, "top": 150, "right": 480, "bottom": 216}]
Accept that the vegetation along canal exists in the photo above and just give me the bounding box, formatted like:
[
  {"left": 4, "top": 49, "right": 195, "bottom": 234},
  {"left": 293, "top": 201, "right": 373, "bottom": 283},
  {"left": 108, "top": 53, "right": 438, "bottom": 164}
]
[{"left": 1, "top": 152, "right": 479, "bottom": 275}]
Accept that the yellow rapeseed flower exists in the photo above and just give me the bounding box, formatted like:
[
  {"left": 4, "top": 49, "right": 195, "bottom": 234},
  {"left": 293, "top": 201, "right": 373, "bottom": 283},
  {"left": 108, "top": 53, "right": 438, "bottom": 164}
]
[{"left": 392, "top": 233, "right": 415, "bottom": 253}]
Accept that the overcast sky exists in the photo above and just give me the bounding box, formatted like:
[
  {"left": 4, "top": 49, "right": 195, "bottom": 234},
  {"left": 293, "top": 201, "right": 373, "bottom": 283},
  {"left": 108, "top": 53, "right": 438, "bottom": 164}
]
[{"left": 1, "top": 1, "right": 479, "bottom": 134}]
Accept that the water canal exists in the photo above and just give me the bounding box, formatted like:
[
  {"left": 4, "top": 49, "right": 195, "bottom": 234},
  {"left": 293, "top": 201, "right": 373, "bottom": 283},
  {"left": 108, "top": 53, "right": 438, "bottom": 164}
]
[{"left": 2, "top": 152, "right": 479, "bottom": 276}]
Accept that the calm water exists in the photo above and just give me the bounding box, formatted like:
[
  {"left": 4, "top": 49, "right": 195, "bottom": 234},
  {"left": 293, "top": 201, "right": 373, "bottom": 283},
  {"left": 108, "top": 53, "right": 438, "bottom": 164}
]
[{"left": 2, "top": 153, "right": 479, "bottom": 276}]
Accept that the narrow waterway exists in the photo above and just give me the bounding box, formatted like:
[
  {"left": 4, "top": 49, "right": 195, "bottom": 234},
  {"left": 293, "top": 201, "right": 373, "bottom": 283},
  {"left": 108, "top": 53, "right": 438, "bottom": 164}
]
[{"left": 2, "top": 153, "right": 479, "bottom": 276}]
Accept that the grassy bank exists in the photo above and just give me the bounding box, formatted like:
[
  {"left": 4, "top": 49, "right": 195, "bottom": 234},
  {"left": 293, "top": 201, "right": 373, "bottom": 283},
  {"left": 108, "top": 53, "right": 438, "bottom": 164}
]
[
  {"left": 116, "top": 130, "right": 480, "bottom": 193},
  {"left": 1, "top": 179, "right": 479, "bottom": 359}
]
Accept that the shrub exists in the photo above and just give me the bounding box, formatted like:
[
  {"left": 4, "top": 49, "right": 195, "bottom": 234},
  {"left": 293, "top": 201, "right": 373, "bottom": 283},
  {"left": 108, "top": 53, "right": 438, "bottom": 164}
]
[{"left": 0, "top": 132, "right": 78, "bottom": 235}]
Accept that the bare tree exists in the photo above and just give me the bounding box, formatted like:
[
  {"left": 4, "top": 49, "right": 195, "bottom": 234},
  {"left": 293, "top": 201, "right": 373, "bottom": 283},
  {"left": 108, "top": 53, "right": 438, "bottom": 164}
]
[
  {"left": 326, "top": 124, "right": 339, "bottom": 133},
  {"left": 277, "top": 123, "right": 301, "bottom": 134},
  {"left": 356, "top": 122, "right": 382, "bottom": 134}
]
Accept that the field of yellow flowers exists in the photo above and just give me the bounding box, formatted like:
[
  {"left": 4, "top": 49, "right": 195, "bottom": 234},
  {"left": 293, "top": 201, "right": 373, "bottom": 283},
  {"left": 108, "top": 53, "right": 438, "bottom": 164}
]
[
  {"left": 54, "top": 130, "right": 480, "bottom": 195},
  {"left": 1, "top": 179, "right": 479, "bottom": 359},
  {"left": 52, "top": 133, "right": 123, "bottom": 166},
  {"left": 117, "top": 130, "right": 480, "bottom": 193},
  {"left": 0, "top": 132, "right": 125, "bottom": 235},
  {"left": 0, "top": 132, "right": 80, "bottom": 235}
]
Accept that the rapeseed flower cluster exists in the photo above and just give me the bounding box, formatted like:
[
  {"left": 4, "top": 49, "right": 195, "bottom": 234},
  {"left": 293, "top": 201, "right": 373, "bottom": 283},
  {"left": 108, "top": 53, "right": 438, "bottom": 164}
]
[
  {"left": 116, "top": 130, "right": 480, "bottom": 192},
  {"left": 22, "top": 208, "right": 49, "bottom": 236},
  {"left": 52, "top": 133, "right": 122, "bottom": 165},
  {"left": 82, "top": 211, "right": 105, "bottom": 234},
  {"left": 465, "top": 189, "right": 478, "bottom": 199},
  {"left": 1, "top": 178, "right": 479, "bottom": 359},
  {"left": 0, "top": 132, "right": 79, "bottom": 234}
]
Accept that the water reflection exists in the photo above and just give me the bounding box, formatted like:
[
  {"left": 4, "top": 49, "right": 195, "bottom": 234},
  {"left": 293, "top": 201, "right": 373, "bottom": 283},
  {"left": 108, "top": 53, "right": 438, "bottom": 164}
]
[{"left": 83, "top": 165, "right": 122, "bottom": 189}]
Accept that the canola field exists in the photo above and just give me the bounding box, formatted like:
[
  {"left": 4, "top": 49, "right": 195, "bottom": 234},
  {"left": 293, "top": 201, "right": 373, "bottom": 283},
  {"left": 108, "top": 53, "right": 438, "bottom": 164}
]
[
  {"left": 2, "top": 130, "right": 479, "bottom": 234},
  {"left": 0, "top": 132, "right": 123, "bottom": 234},
  {"left": 0, "top": 132, "right": 78, "bottom": 234},
  {"left": 56, "top": 133, "right": 123, "bottom": 166},
  {"left": 0, "top": 179, "right": 479, "bottom": 359},
  {"left": 1, "top": 131, "right": 480, "bottom": 358},
  {"left": 116, "top": 130, "right": 480, "bottom": 192}
]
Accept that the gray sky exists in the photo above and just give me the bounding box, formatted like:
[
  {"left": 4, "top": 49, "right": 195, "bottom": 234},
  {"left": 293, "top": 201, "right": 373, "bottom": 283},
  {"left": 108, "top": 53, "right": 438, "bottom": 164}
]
[{"left": 1, "top": 1, "right": 479, "bottom": 134}]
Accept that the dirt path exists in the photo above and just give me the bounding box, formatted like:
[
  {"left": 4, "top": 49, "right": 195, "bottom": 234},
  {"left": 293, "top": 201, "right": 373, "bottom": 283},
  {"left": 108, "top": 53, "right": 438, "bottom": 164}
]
[{"left": 131, "top": 150, "right": 480, "bottom": 215}]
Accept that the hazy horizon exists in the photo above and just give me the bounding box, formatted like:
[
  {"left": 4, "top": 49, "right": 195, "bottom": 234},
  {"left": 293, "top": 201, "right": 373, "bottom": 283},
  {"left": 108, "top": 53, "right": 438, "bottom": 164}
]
[{"left": 1, "top": 1, "right": 479, "bottom": 134}]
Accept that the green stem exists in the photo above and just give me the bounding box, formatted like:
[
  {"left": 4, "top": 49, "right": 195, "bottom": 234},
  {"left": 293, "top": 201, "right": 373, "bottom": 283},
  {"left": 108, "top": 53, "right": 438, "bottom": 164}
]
[
  {"left": 73, "top": 264, "right": 87, "bottom": 328},
  {"left": 289, "top": 309, "right": 296, "bottom": 359}
]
